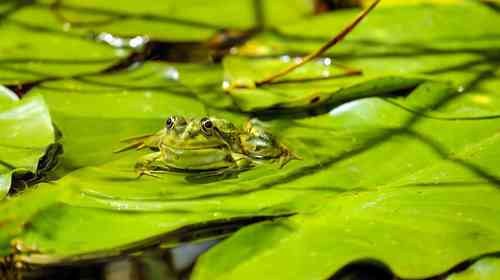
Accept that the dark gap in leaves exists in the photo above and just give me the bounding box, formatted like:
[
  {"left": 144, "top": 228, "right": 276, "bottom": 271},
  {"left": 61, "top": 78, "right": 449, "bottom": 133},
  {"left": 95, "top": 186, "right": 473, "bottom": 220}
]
[
  {"left": 206, "top": 28, "right": 260, "bottom": 62},
  {"left": 6, "top": 80, "right": 43, "bottom": 99},
  {"left": 8, "top": 143, "right": 63, "bottom": 196},
  {"left": 328, "top": 259, "right": 393, "bottom": 280},
  {"left": 102, "top": 29, "right": 258, "bottom": 73},
  {"left": 174, "top": 213, "right": 293, "bottom": 244},
  {"left": 15, "top": 262, "right": 104, "bottom": 280},
  {"left": 168, "top": 239, "right": 221, "bottom": 280},
  {"left": 314, "top": 0, "right": 362, "bottom": 14},
  {"left": 481, "top": 0, "right": 500, "bottom": 13},
  {"left": 145, "top": 41, "right": 213, "bottom": 63}
]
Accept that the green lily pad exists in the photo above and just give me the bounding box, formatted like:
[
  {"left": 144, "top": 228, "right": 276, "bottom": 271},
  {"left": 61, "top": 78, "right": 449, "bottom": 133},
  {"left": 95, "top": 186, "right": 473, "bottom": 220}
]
[
  {"left": 0, "top": 87, "right": 55, "bottom": 199},
  {"left": 192, "top": 185, "right": 500, "bottom": 279},
  {"left": 1, "top": 3, "right": 500, "bottom": 278},
  {"left": 2, "top": 184, "right": 291, "bottom": 264},
  {"left": 0, "top": 4, "right": 129, "bottom": 85},
  {"left": 226, "top": 2, "right": 500, "bottom": 114},
  {"left": 446, "top": 257, "right": 500, "bottom": 280},
  {"left": 31, "top": 0, "right": 313, "bottom": 41},
  {"left": 191, "top": 83, "right": 500, "bottom": 279},
  {"left": 4, "top": 79, "right": 500, "bottom": 269}
]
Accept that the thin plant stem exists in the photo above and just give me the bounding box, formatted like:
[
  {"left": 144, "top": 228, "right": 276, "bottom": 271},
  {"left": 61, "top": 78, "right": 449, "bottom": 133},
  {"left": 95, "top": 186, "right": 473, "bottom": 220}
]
[{"left": 255, "top": 0, "right": 381, "bottom": 86}]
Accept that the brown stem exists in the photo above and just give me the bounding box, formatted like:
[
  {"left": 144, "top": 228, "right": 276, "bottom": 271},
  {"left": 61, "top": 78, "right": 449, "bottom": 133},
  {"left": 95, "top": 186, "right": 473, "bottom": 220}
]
[{"left": 255, "top": 0, "right": 381, "bottom": 87}]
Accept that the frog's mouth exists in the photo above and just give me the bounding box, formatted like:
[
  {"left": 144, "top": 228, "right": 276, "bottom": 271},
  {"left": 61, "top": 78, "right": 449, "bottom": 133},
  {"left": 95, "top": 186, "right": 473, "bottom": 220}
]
[
  {"left": 162, "top": 141, "right": 227, "bottom": 150},
  {"left": 164, "top": 127, "right": 232, "bottom": 150}
]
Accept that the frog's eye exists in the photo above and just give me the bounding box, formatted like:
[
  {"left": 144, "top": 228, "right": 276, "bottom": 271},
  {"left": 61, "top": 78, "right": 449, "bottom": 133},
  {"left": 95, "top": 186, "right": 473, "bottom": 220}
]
[
  {"left": 200, "top": 117, "right": 214, "bottom": 136},
  {"left": 166, "top": 116, "right": 175, "bottom": 129}
]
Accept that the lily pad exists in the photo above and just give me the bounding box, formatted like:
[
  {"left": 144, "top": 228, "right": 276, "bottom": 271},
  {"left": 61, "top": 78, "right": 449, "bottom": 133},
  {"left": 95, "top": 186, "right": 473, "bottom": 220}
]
[
  {"left": 190, "top": 84, "right": 500, "bottom": 279},
  {"left": 226, "top": 2, "right": 500, "bottom": 113},
  {"left": 0, "top": 3, "right": 499, "bottom": 279},
  {"left": 0, "top": 87, "right": 55, "bottom": 198},
  {"left": 192, "top": 185, "right": 500, "bottom": 279},
  {"left": 0, "top": 3, "right": 129, "bottom": 85},
  {"left": 4, "top": 79, "right": 500, "bottom": 270},
  {"left": 32, "top": 0, "right": 313, "bottom": 41}
]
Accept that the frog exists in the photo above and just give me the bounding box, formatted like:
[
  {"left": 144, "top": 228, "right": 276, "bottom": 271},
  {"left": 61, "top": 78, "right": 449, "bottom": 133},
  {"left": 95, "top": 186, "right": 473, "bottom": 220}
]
[{"left": 115, "top": 116, "right": 299, "bottom": 177}]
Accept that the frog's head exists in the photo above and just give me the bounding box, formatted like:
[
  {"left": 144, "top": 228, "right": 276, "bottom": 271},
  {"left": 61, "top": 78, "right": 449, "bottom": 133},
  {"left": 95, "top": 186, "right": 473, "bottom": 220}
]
[{"left": 161, "top": 116, "right": 236, "bottom": 149}]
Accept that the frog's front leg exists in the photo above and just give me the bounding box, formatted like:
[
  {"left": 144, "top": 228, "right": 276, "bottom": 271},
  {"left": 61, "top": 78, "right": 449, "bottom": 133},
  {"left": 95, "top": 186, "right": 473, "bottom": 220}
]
[
  {"left": 231, "top": 152, "right": 254, "bottom": 170},
  {"left": 134, "top": 152, "right": 170, "bottom": 178}
]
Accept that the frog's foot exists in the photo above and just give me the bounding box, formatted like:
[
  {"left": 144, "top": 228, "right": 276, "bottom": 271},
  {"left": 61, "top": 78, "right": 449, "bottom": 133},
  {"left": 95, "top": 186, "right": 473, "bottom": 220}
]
[
  {"left": 278, "top": 145, "right": 302, "bottom": 168},
  {"left": 134, "top": 152, "right": 167, "bottom": 178},
  {"left": 232, "top": 153, "right": 255, "bottom": 169},
  {"left": 136, "top": 169, "right": 162, "bottom": 178}
]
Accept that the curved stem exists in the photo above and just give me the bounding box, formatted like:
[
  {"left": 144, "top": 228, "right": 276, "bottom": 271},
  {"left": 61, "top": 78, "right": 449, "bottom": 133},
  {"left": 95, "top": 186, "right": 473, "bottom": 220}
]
[{"left": 255, "top": 0, "right": 381, "bottom": 86}]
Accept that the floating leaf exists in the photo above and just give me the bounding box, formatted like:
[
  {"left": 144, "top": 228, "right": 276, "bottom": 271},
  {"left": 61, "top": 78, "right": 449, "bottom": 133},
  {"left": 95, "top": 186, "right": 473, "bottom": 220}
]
[
  {"left": 193, "top": 185, "right": 500, "bottom": 279},
  {"left": 0, "top": 87, "right": 55, "bottom": 199},
  {"left": 226, "top": 2, "right": 500, "bottom": 113},
  {"left": 36, "top": 0, "right": 314, "bottom": 41},
  {"left": 0, "top": 3, "right": 499, "bottom": 279},
  {"left": 191, "top": 82, "right": 500, "bottom": 279},
  {"left": 0, "top": 3, "right": 129, "bottom": 85}
]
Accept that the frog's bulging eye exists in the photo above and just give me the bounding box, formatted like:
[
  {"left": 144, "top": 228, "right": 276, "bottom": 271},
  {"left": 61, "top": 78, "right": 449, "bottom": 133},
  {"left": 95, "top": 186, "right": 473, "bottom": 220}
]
[
  {"left": 200, "top": 117, "right": 214, "bottom": 136},
  {"left": 166, "top": 116, "right": 175, "bottom": 129},
  {"left": 203, "top": 119, "right": 213, "bottom": 129}
]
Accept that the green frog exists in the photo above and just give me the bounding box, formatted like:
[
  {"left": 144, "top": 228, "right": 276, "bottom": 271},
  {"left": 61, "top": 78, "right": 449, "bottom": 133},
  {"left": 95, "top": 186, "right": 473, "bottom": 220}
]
[{"left": 115, "top": 116, "right": 299, "bottom": 176}]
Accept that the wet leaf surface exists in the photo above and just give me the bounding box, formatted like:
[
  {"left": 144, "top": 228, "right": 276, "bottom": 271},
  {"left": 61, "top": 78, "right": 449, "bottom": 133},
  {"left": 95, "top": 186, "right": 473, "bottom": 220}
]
[
  {"left": 0, "top": 3, "right": 128, "bottom": 85},
  {"left": 38, "top": 0, "right": 313, "bottom": 41},
  {"left": 226, "top": 2, "right": 500, "bottom": 114},
  {"left": 0, "top": 2, "right": 500, "bottom": 279}
]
